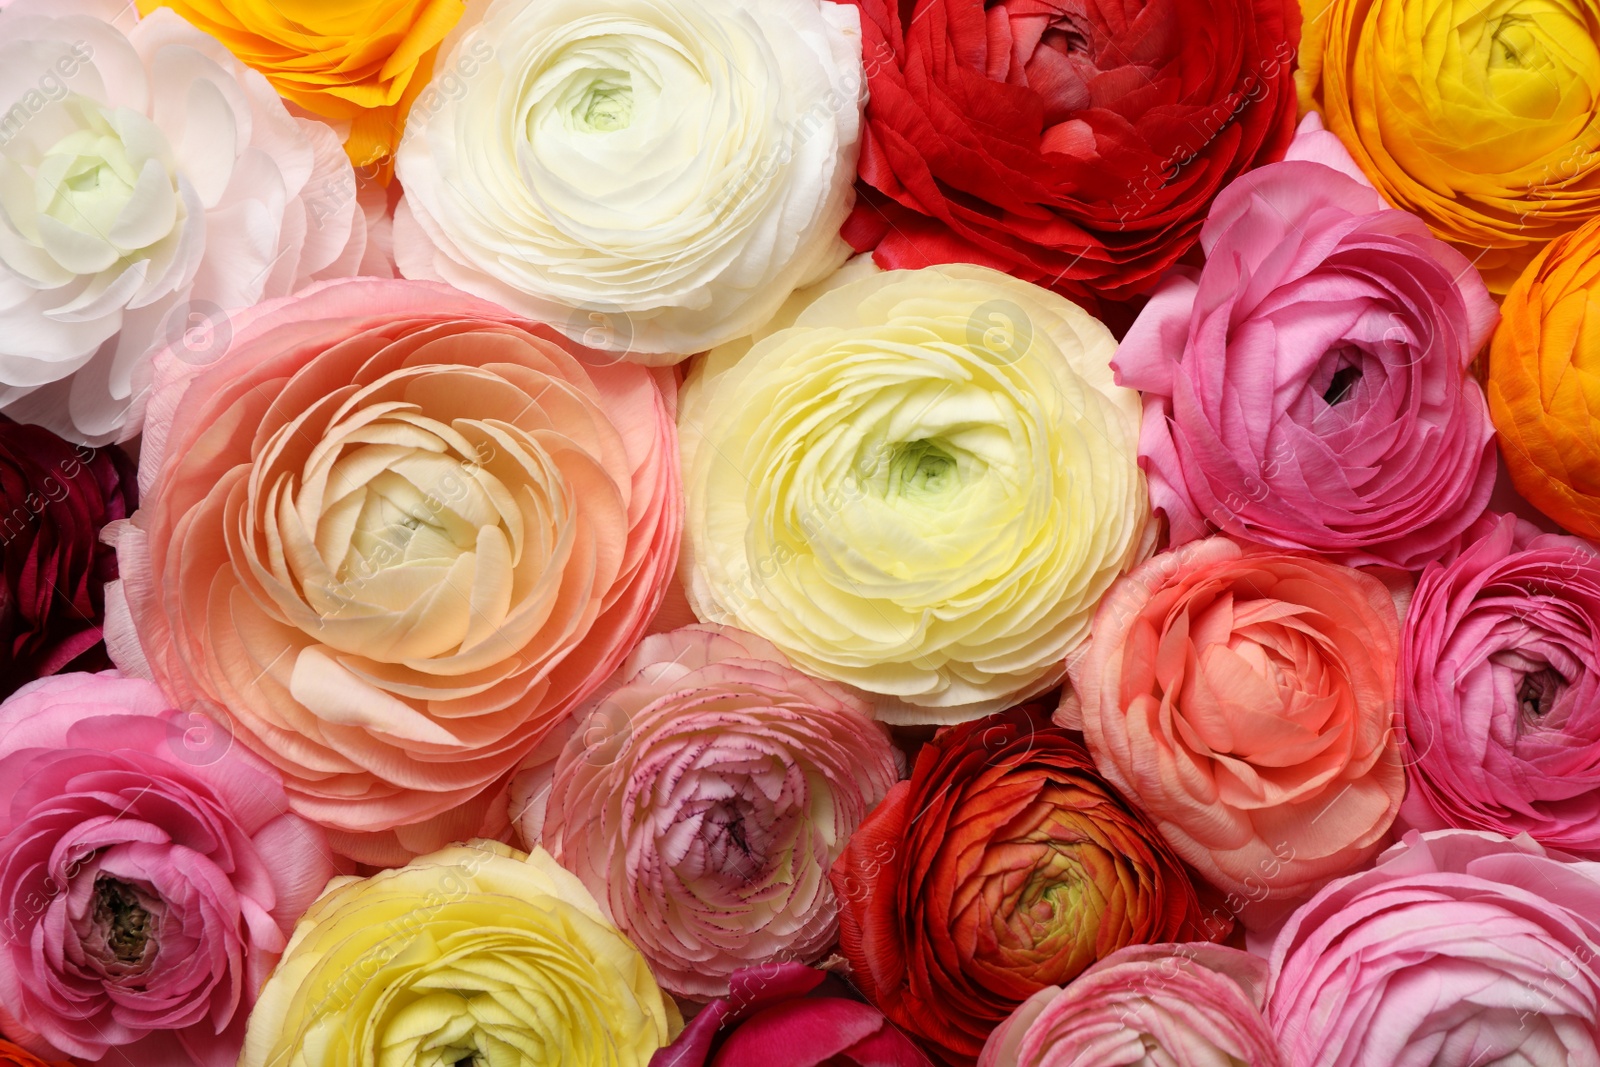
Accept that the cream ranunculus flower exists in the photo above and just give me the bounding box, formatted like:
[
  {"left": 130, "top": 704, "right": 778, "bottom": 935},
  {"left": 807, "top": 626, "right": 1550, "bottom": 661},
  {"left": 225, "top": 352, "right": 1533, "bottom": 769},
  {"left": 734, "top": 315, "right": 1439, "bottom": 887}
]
[
  {"left": 679, "top": 262, "right": 1149, "bottom": 722},
  {"left": 0, "top": 0, "right": 368, "bottom": 444},
  {"left": 240, "top": 841, "right": 681, "bottom": 1067},
  {"left": 393, "top": 0, "right": 862, "bottom": 360},
  {"left": 1299, "top": 0, "right": 1600, "bottom": 291}
]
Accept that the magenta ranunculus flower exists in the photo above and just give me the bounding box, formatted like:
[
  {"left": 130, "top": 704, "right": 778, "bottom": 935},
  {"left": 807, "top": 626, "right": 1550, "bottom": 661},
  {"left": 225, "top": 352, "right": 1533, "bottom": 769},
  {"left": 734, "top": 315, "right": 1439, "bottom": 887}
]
[
  {"left": 1400, "top": 514, "right": 1600, "bottom": 855},
  {"left": 1115, "top": 114, "right": 1498, "bottom": 569},
  {"left": 979, "top": 944, "right": 1283, "bottom": 1067},
  {"left": 651, "top": 962, "right": 932, "bottom": 1067},
  {"left": 518, "top": 624, "right": 902, "bottom": 1000},
  {"left": 1268, "top": 830, "right": 1600, "bottom": 1065},
  {"left": 0, "top": 671, "right": 335, "bottom": 1067}
]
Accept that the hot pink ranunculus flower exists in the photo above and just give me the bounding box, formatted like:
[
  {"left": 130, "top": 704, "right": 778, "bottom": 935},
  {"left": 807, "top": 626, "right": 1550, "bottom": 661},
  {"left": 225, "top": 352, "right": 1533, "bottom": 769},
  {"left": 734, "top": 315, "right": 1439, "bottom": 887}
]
[
  {"left": 651, "top": 961, "right": 932, "bottom": 1067},
  {"left": 0, "top": 671, "right": 334, "bottom": 1067},
  {"left": 1268, "top": 830, "right": 1600, "bottom": 1066},
  {"left": 1061, "top": 536, "right": 1405, "bottom": 926},
  {"left": 104, "top": 278, "right": 681, "bottom": 865},
  {"left": 1400, "top": 513, "right": 1600, "bottom": 855},
  {"left": 979, "top": 944, "right": 1283, "bottom": 1067},
  {"left": 1114, "top": 114, "right": 1498, "bottom": 570},
  {"left": 519, "top": 624, "right": 902, "bottom": 1000}
]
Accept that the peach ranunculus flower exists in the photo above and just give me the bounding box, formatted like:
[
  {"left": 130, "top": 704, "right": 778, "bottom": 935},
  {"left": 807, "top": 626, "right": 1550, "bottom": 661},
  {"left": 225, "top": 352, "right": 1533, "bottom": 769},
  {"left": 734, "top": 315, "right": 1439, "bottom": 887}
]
[
  {"left": 1297, "top": 0, "right": 1600, "bottom": 291},
  {"left": 104, "top": 277, "right": 682, "bottom": 865},
  {"left": 1061, "top": 537, "right": 1405, "bottom": 926},
  {"left": 1488, "top": 214, "right": 1600, "bottom": 541},
  {"left": 136, "top": 0, "right": 465, "bottom": 172},
  {"left": 513, "top": 624, "right": 903, "bottom": 1001}
]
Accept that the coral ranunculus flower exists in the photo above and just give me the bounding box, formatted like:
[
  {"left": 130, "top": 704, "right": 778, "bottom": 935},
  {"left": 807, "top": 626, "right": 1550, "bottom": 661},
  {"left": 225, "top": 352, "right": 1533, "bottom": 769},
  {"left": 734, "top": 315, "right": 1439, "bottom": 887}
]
[
  {"left": 105, "top": 278, "right": 681, "bottom": 865},
  {"left": 136, "top": 0, "right": 465, "bottom": 171},
  {"left": 830, "top": 704, "right": 1222, "bottom": 1064},
  {"left": 1064, "top": 538, "right": 1405, "bottom": 925},
  {"left": 1299, "top": 0, "right": 1600, "bottom": 290},
  {"left": 1489, "top": 214, "right": 1600, "bottom": 540}
]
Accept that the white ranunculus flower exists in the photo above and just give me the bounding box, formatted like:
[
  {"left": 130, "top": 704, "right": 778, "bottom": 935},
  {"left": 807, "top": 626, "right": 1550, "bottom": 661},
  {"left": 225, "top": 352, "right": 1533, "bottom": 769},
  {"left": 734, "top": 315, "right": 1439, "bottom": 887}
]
[
  {"left": 680, "top": 262, "right": 1151, "bottom": 723},
  {"left": 0, "top": 0, "right": 367, "bottom": 444},
  {"left": 393, "top": 0, "right": 863, "bottom": 361}
]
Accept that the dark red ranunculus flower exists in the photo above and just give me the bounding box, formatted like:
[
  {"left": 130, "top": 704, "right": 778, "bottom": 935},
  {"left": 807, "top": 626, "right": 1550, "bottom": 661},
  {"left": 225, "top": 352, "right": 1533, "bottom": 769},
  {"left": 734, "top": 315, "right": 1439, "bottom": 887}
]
[
  {"left": 651, "top": 962, "right": 933, "bottom": 1067},
  {"left": 843, "top": 0, "right": 1301, "bottom": 308},
  {"left": 0, "top": 420, "right": 136, "bottom": 696},
  {"left": 830, "top": 704, "right": 1226, "bottom": 1065}
]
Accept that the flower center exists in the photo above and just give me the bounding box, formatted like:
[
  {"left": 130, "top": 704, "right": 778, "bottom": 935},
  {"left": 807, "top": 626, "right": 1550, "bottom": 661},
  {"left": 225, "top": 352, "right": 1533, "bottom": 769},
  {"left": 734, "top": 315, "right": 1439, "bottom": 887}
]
[
  {"left": 886, "top": 440, "right": 960, "bottom": 502},
  {"left": 1518, "top": 667, "right": 1563, "bottom": 720},
  {"left": 91, "top": 877, "right": 157, "bottom": 967},
  {"left": 42, "top": 124, "right": 141, "bottom": 239},
  {"left": 572, "top": 71, "right": 635, "bottom": 132},
  {"left": 1322, "top": 363, "right": 1363, "bottom": 406},
  {"left": 1042, "top": 11, "right": 1095, "bottom": 57}
]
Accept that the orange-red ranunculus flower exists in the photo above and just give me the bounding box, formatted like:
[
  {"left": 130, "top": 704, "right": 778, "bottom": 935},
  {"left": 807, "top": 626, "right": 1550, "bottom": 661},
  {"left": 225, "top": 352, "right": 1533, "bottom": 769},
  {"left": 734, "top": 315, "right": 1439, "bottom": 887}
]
[
  {"left": 830, "top": 704, "right": 1223, "bottom": 1065},
  {"left": 136, "top": 0, "right": 464, "bottom": 172},
  {"left": 0, "top": 1040, "right": 71, "bottom": 1067},
  {"left": 1488, "top": 215, "right": 1600, "bottom": 540}
]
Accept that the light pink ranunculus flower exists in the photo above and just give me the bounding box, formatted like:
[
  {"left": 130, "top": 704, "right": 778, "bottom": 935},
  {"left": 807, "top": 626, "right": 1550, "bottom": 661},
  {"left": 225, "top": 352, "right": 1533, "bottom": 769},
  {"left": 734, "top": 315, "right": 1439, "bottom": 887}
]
[
  {"left": 1114, "top": 114, "right": 1498, "bottom": 570},
  {"left": 520, "top": 624, "right": 902, "bottom": 1000},
  {"left": 0, "top": 671, "right": 334, "bottom": 1067},
  {"left": 1268, "top": 830, "right": 1600, "bottom": 1066},
  {"left": 105, "top": 277, "right": 681, "bottom": 865},
  {"left": 979, "top": 944, "right": 1283, "bottom": 1067},
  {"left": 1061, "top": 537, "right": 1405, "bottom": 926},
  {"left": 0, "top": 0, "right": 367, "bottom": 445},
  {"left": 1400, "top": 513, "right": 1600, "bottom": 855}
]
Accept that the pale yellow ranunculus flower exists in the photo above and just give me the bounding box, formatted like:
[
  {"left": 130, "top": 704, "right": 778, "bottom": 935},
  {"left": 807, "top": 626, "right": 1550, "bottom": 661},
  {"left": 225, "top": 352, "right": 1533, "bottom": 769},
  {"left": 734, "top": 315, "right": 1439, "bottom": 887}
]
[
  {"left": 239, "top": 841, "right": 679, "bottom": 1067},
  {"left": 1299, "top": 0, "right": 1600, "bottom": 291},
  {"left": 679, "top": 261, "right": 1149, "bottom": 724}
]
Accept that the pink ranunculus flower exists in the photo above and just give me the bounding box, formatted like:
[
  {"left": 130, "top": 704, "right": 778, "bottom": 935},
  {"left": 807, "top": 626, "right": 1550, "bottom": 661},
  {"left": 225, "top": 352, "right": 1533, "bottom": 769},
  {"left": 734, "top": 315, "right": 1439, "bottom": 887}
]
[
  {"left": 651, "top": 962, "right": 932, "bottom": 1067},
  {"left": 0, "top": 0, "right": 368, "bottom": 445},
  {"left": 523, "top": 624, "right": 902, "bottom": 1000},
  {"left": 1114, "top": 113, "right": 1498, "bottom": 570},
  {"left": 979, "top": 944, "right": 1283, "bottom": 1067},
  {"left": 1400, "top": 514, "right": 1600, "bottom": 855},
  {"left": 104, "top": 277, "right": 681, "bottom": 865},
  {"left": 0, "top": 671, "right": 335, "bottom": 1067},
  {"left": 1061, "top": 537, "right": 1405, "bottom": 926},
  {"left": 1268, "top": 830, "right": 1600, "bottom": 1065}
]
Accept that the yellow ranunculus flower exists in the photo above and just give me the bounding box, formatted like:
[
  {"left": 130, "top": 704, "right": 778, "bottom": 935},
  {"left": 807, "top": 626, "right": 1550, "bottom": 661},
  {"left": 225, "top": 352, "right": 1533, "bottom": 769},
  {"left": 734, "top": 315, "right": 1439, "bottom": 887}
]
[
  {"left": 135, "top": 0, "right": 464, "bottom": 172},
  {"left": 1299, "top": 0, "right": 1600, "bottom": 291},
  {"left": 239, "top": 841, "right": 680, "bottom": 1067},
  {"left": 679, "top": 261, "right": 1149, "bottom": 724}
]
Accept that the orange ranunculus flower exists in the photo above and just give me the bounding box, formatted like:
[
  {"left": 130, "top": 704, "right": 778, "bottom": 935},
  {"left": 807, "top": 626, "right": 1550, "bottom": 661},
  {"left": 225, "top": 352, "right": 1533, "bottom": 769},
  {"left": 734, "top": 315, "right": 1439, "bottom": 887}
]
[
  {"left": 135, "top": 0, "right": 465, "bottom": 172},
  {"left": 0, "top": 1040, "right": 71, "bottom": 1067},
  {"left": 1298, "top": 0, "right": 1600, "bottom": 291},
  {"left": 1488, "top": 215, "right": 1600, "bottom": 539}
]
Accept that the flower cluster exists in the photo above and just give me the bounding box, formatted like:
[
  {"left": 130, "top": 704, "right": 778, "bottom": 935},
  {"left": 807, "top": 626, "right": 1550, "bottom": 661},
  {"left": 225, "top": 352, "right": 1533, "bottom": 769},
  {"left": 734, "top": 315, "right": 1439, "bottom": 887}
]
[{"left": 5, "top": 0, "right": 1600, "bottom": 1064}]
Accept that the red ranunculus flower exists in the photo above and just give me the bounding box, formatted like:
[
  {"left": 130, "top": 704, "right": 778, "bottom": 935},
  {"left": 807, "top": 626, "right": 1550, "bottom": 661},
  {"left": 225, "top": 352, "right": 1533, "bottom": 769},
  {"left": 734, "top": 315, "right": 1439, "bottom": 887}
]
[
  {"left": 0, "top": 420, "right": 135, "bottom": 697},
  {"left": 830, "top": 704, "right": 1225, "bottom": 1065},
  {"left": 843, "top": 0, "right": 1301, "bottom": 308}
]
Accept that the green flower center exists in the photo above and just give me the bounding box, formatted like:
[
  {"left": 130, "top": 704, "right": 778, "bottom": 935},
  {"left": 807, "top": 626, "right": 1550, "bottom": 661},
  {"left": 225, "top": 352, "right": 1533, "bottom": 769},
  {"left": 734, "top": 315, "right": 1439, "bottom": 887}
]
[
  {"left": 572, "top": 72, "right": 634, "bottom": 132},
  {"left": 886, "top": 440, "right": 960, "bottom": 503},
  {"left": 42, "top": 124, "right": 140, "bottom": 238}
]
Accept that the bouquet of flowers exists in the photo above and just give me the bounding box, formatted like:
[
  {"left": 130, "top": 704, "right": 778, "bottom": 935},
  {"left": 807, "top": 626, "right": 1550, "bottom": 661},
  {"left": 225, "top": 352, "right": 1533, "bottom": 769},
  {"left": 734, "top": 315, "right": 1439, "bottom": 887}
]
[{"left": 3, "top": 0, "right": 1600, "bottom": 1062}]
